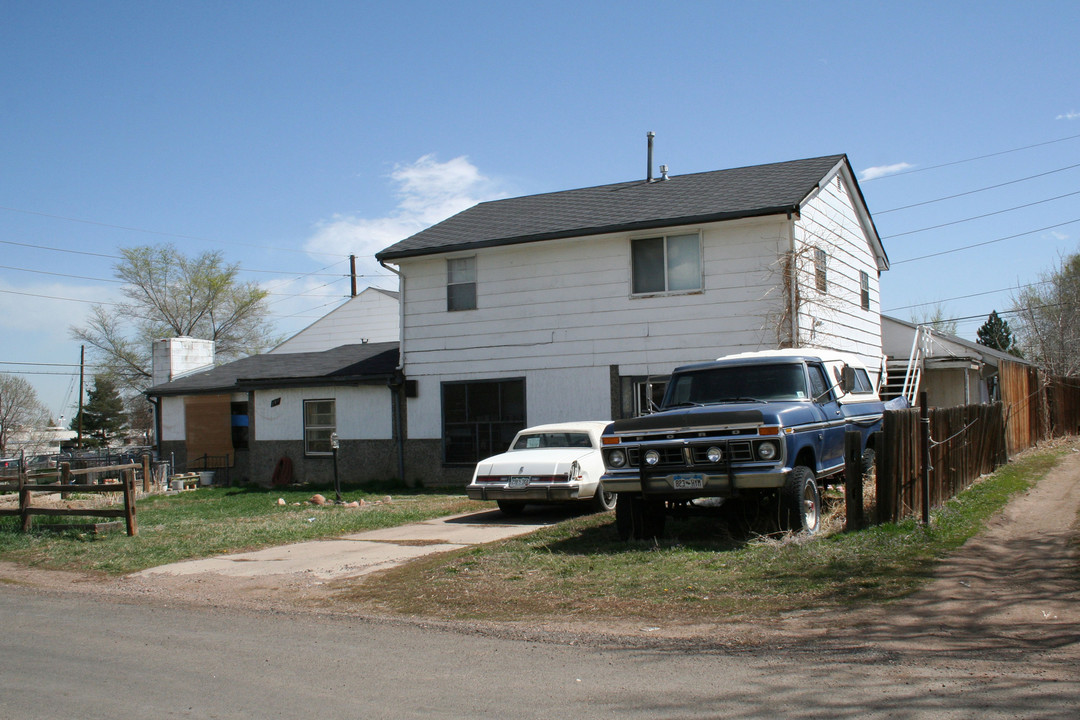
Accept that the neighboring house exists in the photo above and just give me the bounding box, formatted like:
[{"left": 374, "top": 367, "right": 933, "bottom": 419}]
[
  {"left": 270, "top": 287, "right": 399, "bottom": 354},
  {"left": 146, "top": 339, "right": 400, "bottom": 485},
  {"left": 377, "top": 154, "right": 888, "bottom": 485},
  {"left": 145, "top": 292, "right": 404, "bottom": 486},
  {"left": 880, "top": 315, "right": 1032, "bottom": 407}
]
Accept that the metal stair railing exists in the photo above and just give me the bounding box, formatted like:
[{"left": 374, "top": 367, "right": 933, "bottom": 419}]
[{"left": 900, "top": 324, "right": 929, "bottom": 406}]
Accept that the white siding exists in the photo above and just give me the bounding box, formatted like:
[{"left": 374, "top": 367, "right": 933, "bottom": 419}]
[
  {"left": 270, "top": 288, "right": 399, "bottom": 354},
  {"left": 398, "top": 217, "right": 795, "bottom": 438},
  {"left": 254, "top": 386, "right": 392, "bottom": 441},
  {"left": 793, "top": 169, "right": 883, "bottom": 370}
]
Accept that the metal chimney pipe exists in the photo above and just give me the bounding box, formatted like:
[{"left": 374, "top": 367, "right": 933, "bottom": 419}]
[{"left": 646, "top": 132, "right": 655, "bottom": 182}]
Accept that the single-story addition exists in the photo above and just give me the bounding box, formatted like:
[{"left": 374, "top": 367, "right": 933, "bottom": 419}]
[
  {"left": 377, "top": 153, "right": 889, "bottom": 485},
  {"left": 145, "top": 338, "right": 404, "bottom": 486},
  {"left": 880, "top": 315, "right": 1033, "bottom": 408}
]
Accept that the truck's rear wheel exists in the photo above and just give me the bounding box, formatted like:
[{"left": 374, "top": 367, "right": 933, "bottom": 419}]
[{"left": 781, "top": 466, "right": 821, "bottom": 534}]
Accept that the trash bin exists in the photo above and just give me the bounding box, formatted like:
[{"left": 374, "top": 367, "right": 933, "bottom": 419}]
[{"left": 199, "top": 471, "right": 215, "bottom": 486}]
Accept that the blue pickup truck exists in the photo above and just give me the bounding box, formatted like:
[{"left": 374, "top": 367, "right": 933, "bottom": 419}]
[{"left": 600, "top": 349, "right": 887, "bottom": 539}]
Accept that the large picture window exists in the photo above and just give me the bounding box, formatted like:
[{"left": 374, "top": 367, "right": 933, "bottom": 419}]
[
  {"left": 303, "top": 399, "right": 336, "bottom": 456},
  {"left": 631, "top": 233, "right": 702, "bottom": 295},
  {"left": 447, "top": 256, "right": 476, "bottom": 311},
  {"left": 442, "top": 379, "right": 525, "bottom": 464}
]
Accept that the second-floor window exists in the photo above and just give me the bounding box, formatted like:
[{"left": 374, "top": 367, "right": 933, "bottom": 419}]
[
  {"left": 631, "top": 233, "right": 702, "bottom": 295},
  {"left": 447, "top": 256, "right": 476, "bottom": 311},
  {"left": 860, "top": 271, "right": 871, "bottom": 310},
  {"left": 814, "top": 248, "right": 827, "bottom": 293}
]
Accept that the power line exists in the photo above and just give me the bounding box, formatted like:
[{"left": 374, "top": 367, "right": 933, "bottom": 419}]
[
  {"left": 0, "top": 238, "right": 355, "bottom": 277},
  {"left": 875, "top": 161, "right": 1080, "bottom": 214},
  {"left": 883, "top": 279, "right": 1054, "bottom": 312},
  {"left": 881, "top": 189, "right": 1080, "bottom": 239},
  {"left": 862, "top": 131, "right": 1080, "bottom": 182},
  {"left": 890, "top": 217, "right": 1080, "bottom": 264},
  {"left": 0, "top": 264, "right": 123, "bottom": 283},
  {"left": 0, "top": 204, "right": 342, "bottom": 258},
  {"left": 0, "top": 287, "right": 120, "bottom": 305}
]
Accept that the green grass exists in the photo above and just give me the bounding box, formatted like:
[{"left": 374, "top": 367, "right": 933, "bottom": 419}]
[
  {"left": 334, "top": 445, "right": 1066, "bottom": 622},
  {"left": 0, "top": 484, "right": 485, "bottom": 575}
]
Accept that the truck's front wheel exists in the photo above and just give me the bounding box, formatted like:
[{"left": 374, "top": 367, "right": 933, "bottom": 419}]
[
  {"left": 781, "top": 466, "right": 821, "bottom": 534},
  {"left": 615, "top": 494, "right": 666, "bottom": 540}
]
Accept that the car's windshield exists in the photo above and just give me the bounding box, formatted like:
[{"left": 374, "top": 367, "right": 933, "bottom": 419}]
[
  {"left": 512, "top": 432, "right": 594, "bottom": 450},
  {"left": 663, "top": 364, "right": 808, "bottom": 407}
]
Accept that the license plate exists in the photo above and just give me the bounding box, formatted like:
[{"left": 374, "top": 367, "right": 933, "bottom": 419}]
[
  {"left": 508, "top": 476, "right": 530, "bottom": 489},
  {"left": 672, "top": 473, "right": 705, "bottom": 490}
]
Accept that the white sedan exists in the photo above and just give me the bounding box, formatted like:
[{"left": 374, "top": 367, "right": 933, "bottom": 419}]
[{"left": 466, "top": 421, "right": 616, "bottom": 516}]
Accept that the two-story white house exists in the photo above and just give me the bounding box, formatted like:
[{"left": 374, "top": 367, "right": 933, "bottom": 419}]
[{"left": 377, "top": 154, "right": 888, "bottom": 485}]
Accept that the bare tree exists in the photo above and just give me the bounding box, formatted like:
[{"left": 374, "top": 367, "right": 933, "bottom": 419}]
[
  {"left": 71, "top": 244, "right": 281, "bottom": 394},
  {"left": 0, "top": 373, "right": 51, "bottom": 456},
  {"left": 1013, "top": 251, "right": 1080, "bottom": 377}
]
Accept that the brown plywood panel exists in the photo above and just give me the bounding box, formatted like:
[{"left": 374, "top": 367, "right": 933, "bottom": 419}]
[{"left": 185, "top": 395, "right": 233, "bottom": 464}]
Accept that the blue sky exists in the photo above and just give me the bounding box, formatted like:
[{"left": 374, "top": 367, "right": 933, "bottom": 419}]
[{"left": 2, "top": 0, "right": 1078, "bottom": 420}]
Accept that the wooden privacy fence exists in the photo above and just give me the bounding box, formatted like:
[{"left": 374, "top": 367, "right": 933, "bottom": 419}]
[
  {"left": 1047, "top": 376, "right": 1080, "bottom": 438},
  {"left": 869, "top": 402, "right": 1007, "bottom": 525},
  {"left": 0, "top": 457, "right": 150, "bottom": 536}
]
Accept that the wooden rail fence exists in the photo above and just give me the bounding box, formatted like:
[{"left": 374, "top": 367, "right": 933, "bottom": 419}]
[{"left": 0, "top": 457, "right": 150, "bottom": 536}]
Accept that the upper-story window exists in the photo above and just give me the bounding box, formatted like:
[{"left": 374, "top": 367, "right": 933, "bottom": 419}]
[
  {"left": 814, "top": 248, "right": 827, "bottom": 293},
  {"left": 447, "top": 256, "right": 476, "bottom": 311},
  {"left": 631, "top": 233, "right": 702, "bottom": 295},
  {"left": 860, "top": 271, "right": 871, "bottom": 311}
]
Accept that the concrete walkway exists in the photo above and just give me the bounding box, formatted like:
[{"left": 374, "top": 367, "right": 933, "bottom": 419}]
[{"left": 133, "top": 508, "right": 563, "bottom": 581}]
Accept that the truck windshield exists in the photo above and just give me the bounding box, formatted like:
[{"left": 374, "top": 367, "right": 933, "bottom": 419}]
[{"left": 663, "top": 364, "right": 808, "bottom": 407}]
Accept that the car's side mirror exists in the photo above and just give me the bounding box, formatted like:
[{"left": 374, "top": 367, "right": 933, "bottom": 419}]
[{"left": 840, "top": 365, "right": 857, "bottom": 393}]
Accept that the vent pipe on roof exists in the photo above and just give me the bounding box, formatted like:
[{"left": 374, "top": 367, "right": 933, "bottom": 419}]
[{"left": 646, "top": 131, "right": 655, "bottom": 182}]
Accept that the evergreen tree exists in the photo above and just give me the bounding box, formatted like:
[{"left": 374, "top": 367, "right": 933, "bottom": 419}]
[
  {"left": 70, "top": 376, "right": 128, "bottom": 446},
  {"left": 976, "top": 310, "right": 1021, "bottom": 356}
]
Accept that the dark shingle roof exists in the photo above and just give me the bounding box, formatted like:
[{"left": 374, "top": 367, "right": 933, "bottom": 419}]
[
  {"left": 145, "top": 342, "right": 399, "bottom": 397},
  {"left": 377, "top": 154, "right": 849, "bottom": 261}
]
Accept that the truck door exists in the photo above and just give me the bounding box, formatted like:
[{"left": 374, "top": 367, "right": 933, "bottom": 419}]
[{"left": 808, "top": 363, "right": 845, "bottom": 472}]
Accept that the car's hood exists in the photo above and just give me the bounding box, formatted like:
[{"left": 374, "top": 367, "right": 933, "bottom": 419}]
[{"left": 475, "top": 447, "right": 594, "bottom": 476}]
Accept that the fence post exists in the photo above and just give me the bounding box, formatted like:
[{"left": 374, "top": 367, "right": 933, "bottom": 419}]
[
  {"left": 141, "top": 454, "right": 151, "bottom": 492},
  {"left": 920, "top": 392, "right": 931, "bottom": 526},
  {"left": 19, "top": 474, "right": 32, "bottom": 533},
  {"left": 123, "top": 469, "right": 138, "bottom": 537},
  {"left": 844, "top": 431, "right": 864, "bottom": 531}
]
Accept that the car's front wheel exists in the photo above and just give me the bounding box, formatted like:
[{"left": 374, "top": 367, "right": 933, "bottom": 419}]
[{"left": 590, "top": 484, "right": 617, "bottom": 513}]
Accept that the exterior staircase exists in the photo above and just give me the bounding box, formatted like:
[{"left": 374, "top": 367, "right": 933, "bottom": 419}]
[{"left": 880, "top": 325, "right": 929, "bottom": 406}]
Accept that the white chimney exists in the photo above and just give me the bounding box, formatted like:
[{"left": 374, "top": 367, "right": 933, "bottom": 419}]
[{"left": 152, "top": 337, "right": 215, "bottom": 386}]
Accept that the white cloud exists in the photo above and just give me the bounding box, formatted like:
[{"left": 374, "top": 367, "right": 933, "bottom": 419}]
[
  {"left": 303, "top": 155, "right": 507, "bottom": 262},
  {"left": 858, "top": 162, "right": 915, "bottom": 182},
  {"left": 1056, "top": 111, "right": 1080, "bottom": 121}
]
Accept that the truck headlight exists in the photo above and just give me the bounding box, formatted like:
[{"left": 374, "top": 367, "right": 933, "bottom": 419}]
[
  {"left": 756, "top": 441, "right": 779, "bottom": 461},
  {"left": 644, "top": 450, "right": 660, "bottom": 465},
  {"left": 706, "top": 446, "right": 723, "bottom": 463},
  {"left": 608, "top": 450, "right": 626, "bottom": 468}
]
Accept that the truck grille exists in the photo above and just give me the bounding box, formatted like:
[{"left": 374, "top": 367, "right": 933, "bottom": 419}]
[{"left": 627, "top": 440, "right": 754, "bottom": 469}]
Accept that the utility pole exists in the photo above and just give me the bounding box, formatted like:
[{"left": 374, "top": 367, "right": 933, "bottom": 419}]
[
  {"left": 77, "top": 345, "right": 84, "bottom": 449},
  {"left": 349, "top": 254, "right": 357, "bottom": 297}
]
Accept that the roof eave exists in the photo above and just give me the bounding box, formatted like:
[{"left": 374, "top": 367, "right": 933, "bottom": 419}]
[{"left": 375, "top": 206, "right": 800, "bottom": 261}]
